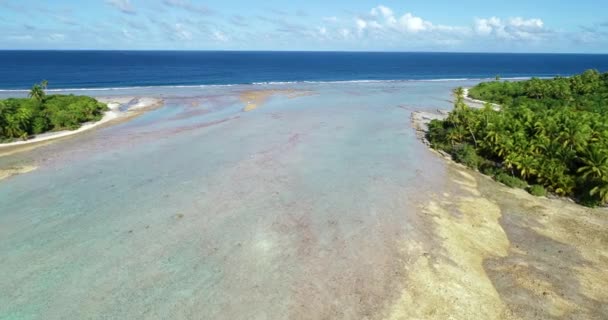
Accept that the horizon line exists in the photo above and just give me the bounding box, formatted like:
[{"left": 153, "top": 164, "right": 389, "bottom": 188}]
[{"left": 1, "top": 49, "right": 607, "bottom": 55}]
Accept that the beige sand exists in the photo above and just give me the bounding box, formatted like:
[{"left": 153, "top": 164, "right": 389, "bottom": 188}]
[
  {"left": 239, "top": 89, "right": 313, "bottom": 112},
  {"left": 0, "top": 165, "right": 37, "bottom": 181},
  {"left": 402, "top": 108, "right": 608, "bottom": 319},
  {"left": 386, "top": 162, "right": 608, "bottom": 319}
]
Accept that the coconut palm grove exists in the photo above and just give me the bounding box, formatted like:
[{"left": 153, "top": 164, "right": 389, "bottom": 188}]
[
  {"left": 427, "top": 70, "right": 608, "bottom": 206},
  {"left": 0, "top": 82, "right": 107, "bottom": 141}
]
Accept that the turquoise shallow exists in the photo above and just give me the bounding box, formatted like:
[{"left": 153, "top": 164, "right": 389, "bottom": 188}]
[{"left": 0, "top": 81, "right": 477, "bottom": 319}]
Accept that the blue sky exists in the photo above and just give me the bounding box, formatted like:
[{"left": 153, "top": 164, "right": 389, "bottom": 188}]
[{"left": 1, "top": 0, "right": 607, "bottom": 52}]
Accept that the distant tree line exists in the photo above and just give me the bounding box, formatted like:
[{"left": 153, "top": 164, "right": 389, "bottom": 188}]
[
  {"left": 427, "top": 70, "right": 608, "bottom": 206},
  {"left": 0, "top": 81, "right": 108, "bottom": 142}
]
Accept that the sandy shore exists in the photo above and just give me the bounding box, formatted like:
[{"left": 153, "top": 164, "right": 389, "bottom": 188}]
[
  {"left": 0, "top": 165, "right": 38, "bottom": 181},
  {"left": 239, "top": 89, "right": 313, "bottom": 111},
  {"left": 0, "top": 97, "right": 163, "bottom": 153},
  {"left": 409, "top": 103, "right": 608, "bottom": 318},
  {"left": 462, "top": 88, "right": 501, "bottom": 109},
  {"left": 387, "top": 163, "right": 608, "bottom": 319},
  {"left": 411, "top": 87, "right": 499, "bottom": 148}
]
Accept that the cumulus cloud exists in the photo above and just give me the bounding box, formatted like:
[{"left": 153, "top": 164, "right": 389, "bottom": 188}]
[
  {"left": 105, "top": 0, "right": 135, "bottom": 15},
  {"left": 356, "top": 18, "right": 367, "bottom": 34},
  {"left": 370, "top": 5, "right": 394, "bottom": 19},
  {"left": 399, "top": 13, "right": 430, "bottom": 33},
  {"left": 474, "top": 17, "right": 500, "bottom": 35},
  {"left": 335, "top": 5, "right": 556, "bottom": 49},
  {"left": 360, "top": 5, "right": 460, "bottom": 35},
  {"left": 475, "top": 17, "right": 547, "bottom": 40}
]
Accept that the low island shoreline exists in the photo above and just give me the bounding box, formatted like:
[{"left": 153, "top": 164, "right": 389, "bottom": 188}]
[
  {"left": 0, "top": 96, "right": 163, "bottom": 154},
  {"left": 414, "top": 70, "right": 608, "bottom": 208},
  {"left": 0, "top": 95, "right": 163, "bottom": 180}
]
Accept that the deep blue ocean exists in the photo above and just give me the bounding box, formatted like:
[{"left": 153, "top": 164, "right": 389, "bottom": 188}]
[{"left": 2, "top": 51, "right": 608, "bottom": 90}]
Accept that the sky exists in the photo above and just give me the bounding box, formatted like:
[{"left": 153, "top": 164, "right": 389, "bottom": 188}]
[{"left": 1, "top": 0, "right": 607, "bottom": 53}]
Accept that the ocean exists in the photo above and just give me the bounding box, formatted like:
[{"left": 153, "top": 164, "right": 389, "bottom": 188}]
[{"left": 1, "top": 51, "right": 608, "bottom": 90}]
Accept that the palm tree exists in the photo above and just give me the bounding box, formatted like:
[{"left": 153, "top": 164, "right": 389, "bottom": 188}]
[
  {"left": 454, "top": 87, "right": 465, "bottom": 99},
  {"left": 590, "top": 181, "right": 608, "bottom": 204},
  {"left": 577, "top": 147, "right": 608, "bottom": 179},
  {"left": 29, "top": 84, "right": 45, "bottom": 103},
  {"left": 446, "top": 126, "right": 467, "bottom": 146},
  {"left": 514, "top": 154, "right": 538, "bottom": 179},
  {"left": 559, "top": 124, "right": 589, "bottom": 152},
  {"left": 453, "top": 87, "right": 466, "bottom": 110}
]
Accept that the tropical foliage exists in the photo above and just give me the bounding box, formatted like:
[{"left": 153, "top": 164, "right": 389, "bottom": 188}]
[
  {"left": 0, "top": 81, "right": 108, "bottom": 142},
  {"left": 427, "top": 70, "right": 608, "bottom": 206}
]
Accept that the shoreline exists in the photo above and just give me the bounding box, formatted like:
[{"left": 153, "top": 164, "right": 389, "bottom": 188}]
[
  {"left": 410, "top": 89, "right": 606, "bottom": 208},
  {"left": 462, "top": 88, "right": 501, "bottom": 109},
  {"left": 410, "top": 86, "right": 498, "bottom": 146},
  {"left": 0, "top": 97, "right": 163, "bottom": 154}
]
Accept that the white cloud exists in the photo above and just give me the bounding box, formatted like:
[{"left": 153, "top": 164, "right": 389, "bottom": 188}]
[
  {"left": 399, "top": 13, "right": 429, "bottom": 33},
  {"left": 509, "top": 17, "right": 543, "bottom": 30},
  {"left": 353, "top": 5, "right": 547, "bottom": 44},
  {"left": 212, "top": 30, "right": 228, "bottom": 42},
  {"left": 105, "top": 0, "right": 135, "bottom": 15},
  {"left": 474, "top": 17, "right": 501, "bottom": 35},
  {"left": 331, "top": 5, "right": 555, "bottom": 49},
  {"left": 475, "top": 17, "right": 547, "bottom": 40},
  {"left": 356, "top": 18, "right": 367, "bottom": 34},
  {"left": 362, "top": 6, "right": 439, "bottom": 34},
  {"left": 339, "top": 28, "right": 352, "bottom": 39},
  {"left": 323, "top": 16, "right": 339, "bottom": 23},
  {"left": 173, "top": 23, "right": 192, "bottom": 40},
  {"left": 370, "top": 5, "right": 393, "bottom": 19}
]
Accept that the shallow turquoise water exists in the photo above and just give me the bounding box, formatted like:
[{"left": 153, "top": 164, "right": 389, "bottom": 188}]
[{"left": 0, "top": 81, "right": 477, "bottom": 319}]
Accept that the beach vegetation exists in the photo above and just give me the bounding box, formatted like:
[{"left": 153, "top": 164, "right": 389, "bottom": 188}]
[
  {"left": 0, "top": 81, "right": 108, "bottom": 142},
  {"left": 495, "top": 173, "right": 528, "bottom": 189},
  {"left": 528, "top": 185, "right": 547, "bottom": 197},
  {"left": 427, "top": 69, "right": 608, "bottom": 206}
]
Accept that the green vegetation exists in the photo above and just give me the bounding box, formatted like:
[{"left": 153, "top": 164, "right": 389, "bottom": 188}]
[
  {"left": 495, "top": 173, "right": 528, "bottom": 189},
  {"left": 427, "top": 70, "right": 608, "bottom": 206},
  {"left": 0, "top": 81, "right": 108, "bottom": 142},
  {"left": 528, "top": 185, "right": 547, "bottom": 197}
]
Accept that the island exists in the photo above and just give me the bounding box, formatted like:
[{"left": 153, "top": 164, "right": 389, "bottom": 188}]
[
  {"left": 425, "top": 70, "right": 608, "bottom": 206},
  {"left": 0, "top": 81, "right": 109, "bottom": 142}
]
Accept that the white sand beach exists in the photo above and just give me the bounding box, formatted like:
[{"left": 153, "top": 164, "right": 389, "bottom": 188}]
[{"left": 0, "top": 97, "right": 163, "bottom": 150}]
